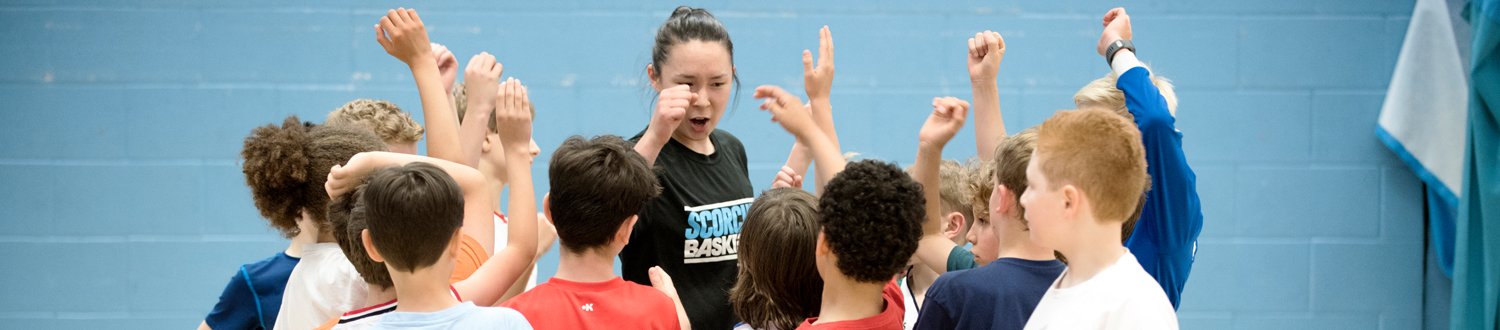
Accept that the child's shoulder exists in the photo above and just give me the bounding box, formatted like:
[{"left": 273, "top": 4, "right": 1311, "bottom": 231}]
[
  {"left": 468, "top": 305, "right": 532, "bottom": 327},
  {"left": 244, "top": 252, "right": 298, "bottom": 273},
  {"left": 615, "top": 279, "right": 678, "bottom": 306}
]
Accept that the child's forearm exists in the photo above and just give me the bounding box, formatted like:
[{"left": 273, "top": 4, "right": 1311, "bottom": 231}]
[
  {"left": 799, "top": 129, "right": 845, "bottom": 191},
  {"left": 810, "top": 98, "right": 839, "bottom": 151},
  {"left": 411, "top": 61, "right": 464, "bottom": 163},
  {"left": 782, "top": 142, "right": 812, "bottom": 179},
  {"left": 970, "top": 79, "right": 1004, "bottom": 159},
  {"left": 361, "top": 152, "right": 495, "bottom": 252},
  {"left": 456, "top": 102, "right": 491, "bottom": 168},
  {"left": 913, "top": 145, "right": 944, "bottom": 237},
  {"left": 454, "top": 150, "right": 536, "bottom": 306},
  {"left": 501, "top": 146, "right": 539, "bottom": 275},
  {"left": 915, "top": 236, "right": 958, "bottom": 274}
]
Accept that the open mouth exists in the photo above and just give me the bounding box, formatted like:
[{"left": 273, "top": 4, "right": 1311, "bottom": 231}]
[{"left": 688, "top": 117, "right": 710, "bottom": 132}]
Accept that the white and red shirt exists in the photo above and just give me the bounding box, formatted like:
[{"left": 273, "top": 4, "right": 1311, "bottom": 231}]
[{"left": 330, "top": 287, "right": 463, "bottom": 330}]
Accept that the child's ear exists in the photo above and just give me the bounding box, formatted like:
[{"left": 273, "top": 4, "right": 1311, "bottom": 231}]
[
  {"left": 541, "top": 194, "right": 555, "bottom": 227},
  {"left": 482, "top": 134, "right": 496, "bottom": 153},
  {"left": 615, "top": 215, "right": 639, "bottom": 247},
  {"left": 1060, "top": 184, "right": 1081, "bottom": 219},
  {"left": 996, "top": 184, "right": 1015, "bottom": 216},
  {"left": 646, "top": 64, "right": 661, "bottom": 90},
  {"left": 447, "top": 230, "right": 465, "bottom": 256},
  {"left": 815, "top": 230, "right": 831, "bottom": 256},
  {"left": 942, "top": 212, "right": 966, "bottom": 240},
  {"left": 362, "top": 229, "right": 385, "bottom": 263}
]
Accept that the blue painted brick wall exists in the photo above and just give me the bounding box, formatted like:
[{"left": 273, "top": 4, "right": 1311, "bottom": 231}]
[{"left": 0, "top": 0, "right": 1426, "bottom": 328}]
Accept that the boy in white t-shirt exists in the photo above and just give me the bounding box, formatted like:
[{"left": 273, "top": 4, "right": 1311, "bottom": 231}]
[
  {"left": 1018, "top": 17, "right": 1177, "bottom": 325},
  {"left": 1018, "top": 107, "right": 1176, "bottom": 328}
]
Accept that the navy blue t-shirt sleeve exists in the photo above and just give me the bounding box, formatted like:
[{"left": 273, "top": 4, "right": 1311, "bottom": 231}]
[
  {"left": 204, "top": 268, "right": 260, "bottom": 329},
  {"left": 1117, "top": 66, "right": 1205, "bottom": 309},
  {"left": 912, "top": 278, "right": 957, "bottom": 330}
]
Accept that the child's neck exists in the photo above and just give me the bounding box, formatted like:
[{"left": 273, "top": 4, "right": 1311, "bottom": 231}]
[
  {"left": 554, "top": 248, "right": 619, "bottom": 283},
  {"left": 904, "top": 265, "right": 936, "bottom": 307},
  {"left": 484, "top": 177, "right": 508, "bottom": 212},
  {"left": 815, "top": 275, "right": 888, "bottom": 324},
  {"left": 285, "top": 229, "right": 320, "bottom": 258},
  {"left": 1055, "top": 221, "right": 1126, "bottom": 289},
  {"left": 316, "top": 231, "right": 337, "bottom": 244},
  {"left": 995, "top": 215, "right": 1057, "bottom": 261},
  {"left": 363, "top": 284, "right": 397, "bottom": 307},
  {"left": 389, "top": 266, "right": 461, "bottom": 313}
]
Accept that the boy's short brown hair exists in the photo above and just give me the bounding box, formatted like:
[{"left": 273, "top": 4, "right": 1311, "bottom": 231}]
[
  {"left": 818, "top": 160, "right": 924, "bottom": 283},
  {"left": 547, "top": 135, "right": 660, "bottom": 253},
  {"left": 326, "top": 99, "right": 424, "bottom": 145},
  {"left": 363, "top": 163, "right": 465, "bottom": 272},
  {"left": 964, "top": 158, "right": 994, "bottom": 224},
  {"left": 732, "top": 188, "right": 824, "bottom": 330},
  {"left": 241, "top": 117, "right": 386, "bottom": 238},
  {"left": 329, "top": 183, "right": 393, "bottom": 288},
  {"left": 937, "top": 160, "right": 975, "bottom": 230},
  {"left": 1036, "top": 109, "right": 1149, "bottom": 223},
  {"left": 907, "top": 160, "right": 976, "bottom": 231},
  {"left": 990, "top": 128, "right": 1038, "bottom": 228}
]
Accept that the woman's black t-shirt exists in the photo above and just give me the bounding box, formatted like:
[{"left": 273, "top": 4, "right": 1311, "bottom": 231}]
[{"left": 625, "top": 129, "right": 754, "bottom": 330}]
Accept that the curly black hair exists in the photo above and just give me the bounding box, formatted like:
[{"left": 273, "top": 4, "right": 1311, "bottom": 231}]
[{"left": 817, "top": 159, "right": 925, "bottom": 283}]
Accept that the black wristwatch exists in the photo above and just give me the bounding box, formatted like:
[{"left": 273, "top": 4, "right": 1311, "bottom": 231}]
[{"left": 1105, "top": 39, "right": 1135, "bottom": 65}]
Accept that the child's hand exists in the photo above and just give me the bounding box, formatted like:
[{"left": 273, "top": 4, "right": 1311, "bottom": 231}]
[
  {"left": 967, "top": 30, "right": 1005, "bottom": 83},
  {"left": 649, "top": 85, "right": 693, "bottom": 138},
  {"left": 771, "top": 165, "right": 805, "bottom": 189},
  {"left": 754, "top": 85, "right": 818, "bottom": 138},
  {"left": 463, "top": 52, "right": 503, "bottom": 111},
  {"left": 918, "top": 97, "right": 969, "bottom": 149},
  {"left": 326, "top": 152, "right": 383, "bottom": 199},
  {"left": 432, "top": 43, "right": 459, "bottom": 93},
  {"left": 1097, "top": 8, "right": 1133, "bottom": 57},
  {"left": 494, "top": 79, "right": 533, "bottom": 151},
  {"left": 647, "top": 266, "right": 681, "bottom": 300},
  {"left": 802, "top": 26, "right": 835, "bottom": 101},
  {"left": 374, "top": 8, "right": 433, "bottom": 66}
]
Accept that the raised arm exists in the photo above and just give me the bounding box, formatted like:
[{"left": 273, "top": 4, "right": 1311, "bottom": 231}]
[
  {"left": 912, "top": 98, "right": 969, "bottom": 273},
  {"left": 432, "top": 42, "right": 459, "bottom": 95},
  {"left": 755, "top": 85, "right": 846, "bottom": 188},
  {"left": 634, "top": 85, "right": 693, "bottom": 167},
  {"left": 1097, "top": 8, "right": 1203, "bottom": 309},
  {"left": 773, "top": 26, "right": 841, "bottom": 190},
  {"left": 375, "top": 8, "right": 462, "bottom": 162},
  {"left": 805, "top": 26, "right": 840, "bottom": 151},
  {"left": 456, "top": 53, "right": 504, "bottom": 168},
  {"left": 967, "top": 30, "right": 1007, "bottom": 159},
  {"left": 325, "top": 151, "right": 494, "bottom": 254},
  {"left": 456, "top": 80, "right": 541, "bottom": 306}
]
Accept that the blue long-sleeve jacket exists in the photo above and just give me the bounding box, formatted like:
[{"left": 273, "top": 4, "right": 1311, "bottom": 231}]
[{"left": 1118, "top": 66, "right": 1204, "bottom": 310}]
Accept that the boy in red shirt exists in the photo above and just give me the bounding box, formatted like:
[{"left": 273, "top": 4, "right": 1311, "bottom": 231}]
[{"left": 500, "top": 135, "right": 686, "bottom": 329}]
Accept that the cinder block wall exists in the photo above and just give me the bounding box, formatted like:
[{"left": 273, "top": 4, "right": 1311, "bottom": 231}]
[{"left": 0, "top": 0, "right": 1423, "bottom": 328}]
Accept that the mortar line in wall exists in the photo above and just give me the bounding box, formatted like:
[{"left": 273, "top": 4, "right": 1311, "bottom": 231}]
[
  {"left": 0, "top": 235, "right": 283, "bottom": 243},
  {"left": 0, "top": 5, "right": 1411, "bottom": 21},
  {"left": 0, "top": 159, "right": 237, "bottom": 166}
]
